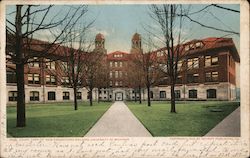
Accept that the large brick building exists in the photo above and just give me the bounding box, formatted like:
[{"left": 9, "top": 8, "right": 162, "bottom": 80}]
[{"left": 6, "top": 33, "right": 240, "bottom": 103}]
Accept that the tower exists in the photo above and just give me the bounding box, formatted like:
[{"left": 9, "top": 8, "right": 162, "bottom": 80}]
[
  {"left": 94, "top": 33, "right": 107, "bottom": 54},
  {"left": 131, "top": 33, "right": 142, "bottom": 54}
]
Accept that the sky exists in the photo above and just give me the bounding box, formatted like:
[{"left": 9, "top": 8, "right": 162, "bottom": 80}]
[
  {"left": 85, "top": 4, "right": 240, "bottom": 53},
  {"left": 6, "top": 4, "right": 240, "bottom": 53}
]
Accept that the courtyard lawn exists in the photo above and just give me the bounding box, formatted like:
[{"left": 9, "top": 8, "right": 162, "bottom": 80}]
[
  {"left": 126, "top": 101, "right": 240, "bottom": 136},
  {"left": 7, "top": 101, "right": 112, "bottom": 137}
]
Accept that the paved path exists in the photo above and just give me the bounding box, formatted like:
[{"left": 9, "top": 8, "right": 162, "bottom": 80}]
[
  {"left": 85, "top": 101, "right": 152, "bottom": 137},
  {"left": 205, "top": 107, "right": 240, "bottom": 137}
]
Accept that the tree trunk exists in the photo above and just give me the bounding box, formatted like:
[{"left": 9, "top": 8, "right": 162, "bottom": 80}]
[
  {"left": 170, "top": 83, "right": 176, "bottom": 113},
  {"left": 139, "top": 86, "right": 142, "bottom": 104},
  {"left": 73, "top": 87, "right": 78, "bottom": 110},
  {"left": 147, "top": 85, "right": 151, "bottom": 107},
  {"left": 134, "top": 89, "right": 137, "bottom": 102},
  {"left": 15, "top": 5, "right": 25, "bottom": 127},
  {"left": 16, "top": 63, "right": 26, "bottom": 127},
  {"left": 89, "top": 89, "right": 93, "bottom": 106},
  {"left": 97, "top": 88, "right": 100, "bottom": 103}
]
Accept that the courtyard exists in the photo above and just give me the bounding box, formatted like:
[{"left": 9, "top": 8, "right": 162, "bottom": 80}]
[{"left": 7, "top": 101, "right": 240, "bottom": 137}]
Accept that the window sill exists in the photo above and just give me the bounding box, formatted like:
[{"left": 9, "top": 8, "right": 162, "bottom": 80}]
[
  {"left": 186, "top": 83, "right": 199, "bottom": 86},
  {"left": 7, "top": 83, "right": 17, "bottom": 86},
  {"left": 204, "top": 82, "right": 219, "bottom": 85},
  {"left": 46, "top": 85, "right": 57, "bottom": 87},
  {"left": 204, "top": 65, "right": 219, "bottom": 68},
  {"left": 27, "top": 84, "right": 41, "bottom": 87}
]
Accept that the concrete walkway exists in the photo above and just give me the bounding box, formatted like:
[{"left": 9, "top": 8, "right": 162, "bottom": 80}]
[
  {"left": 85, "top": 101, "right": 152, "bottom": 137},
  {"left": 205, "top": 107, "right": 240, "bottom": 137}
]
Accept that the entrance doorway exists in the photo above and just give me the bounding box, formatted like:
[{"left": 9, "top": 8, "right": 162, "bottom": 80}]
[{"left": 115, "top": 92, "right": 123, "bottom": 101}]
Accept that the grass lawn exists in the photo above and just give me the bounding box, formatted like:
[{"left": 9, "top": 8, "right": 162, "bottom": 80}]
[
  {"left": 7, "top": 101, "right": 112, "bottom": 137},
  {"left": 126, "top": 101, "right": 240, "bottom": 136}
]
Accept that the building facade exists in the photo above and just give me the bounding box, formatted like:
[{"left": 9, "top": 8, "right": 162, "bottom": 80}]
[{"left": 6, "top": 33, "right": 240, "bottom": 104}]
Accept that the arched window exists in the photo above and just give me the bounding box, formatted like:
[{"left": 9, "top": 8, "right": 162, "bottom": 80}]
[
  {"left": 207, "top": 89, "right": 217, "bottom": 98},
  {"left": 189, "top": 90, "right": 197, "bottom": 98},
  {"left": 30, "top": 91, "right": 39, "bottom": 101}
]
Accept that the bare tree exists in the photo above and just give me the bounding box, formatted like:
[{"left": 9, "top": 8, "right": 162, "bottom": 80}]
[
  {"left": 126, "top": 54, "right": 144, "bottom": 103},
  {"left": 95, "top": 57, "right": 109, "bottom": 103},
  {"left": 83, "top": 51, "right": 105, "bottom": 106},
  {"left": 6, "top": 5, "right": 89, "bottom": 127},
  {"left": 149, "top": 4, "right": 186, "bottom": 112},
  {"left": 131, "top": 48, "right": 161, "bottom": 107},
  {"left": 175, "top": 4, "right": 239, "bottom": 36},
  {"left": 59, "top": 25, "right": 93, "bottom": 110}
]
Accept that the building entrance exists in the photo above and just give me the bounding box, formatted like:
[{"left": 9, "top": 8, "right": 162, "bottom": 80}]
[{"left": 115, "top": 92, "right": 123, "bottom": 101}]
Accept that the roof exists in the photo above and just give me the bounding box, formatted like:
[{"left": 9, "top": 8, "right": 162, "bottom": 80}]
[
  {"left": 95, "top": 33, "right": 105, "bottom": 41},
  {"left": 132, "top": 33, "right": 141, "bottom": 41},
  {"left": 152, "top": 37, "right": 240, "bottom": 62}
]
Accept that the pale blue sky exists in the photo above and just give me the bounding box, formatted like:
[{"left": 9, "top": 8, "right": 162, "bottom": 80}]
[
  {"left": 6, "top": 4, "right": 240, "bottom": 53},
  {"left": 86, "top": 4, "right": 239, "bottom": 53}
]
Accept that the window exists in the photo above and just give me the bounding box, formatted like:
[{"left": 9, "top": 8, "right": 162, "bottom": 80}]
[
  {"left": 189, "top": 43, "right": 195, "bottom": 50},
  {"left": 115, "top": 81, "right": 118, "bottom": 86},
  {"left": 205, "top": 56, "right": 218, "bottom": 67},
  {"left": 61, "top": 76, "right": 69, "bottom": 86},
  {"left": 8, "top": 91, "right": 17, "bottom": 101},
  {"left": 157, "top": 51, "right": 164, "bottom": 57},
  {"left": 119, "top": 81, "right": 123, "bottom": 86},
  {"left": 187, "top": 58, "right": 199, "bottom": 69},
  {"left": 176, "top": 76, "right": 182, "bottom": 84},
  {"left": 109, "top": 71, "right": 113, "bottom": 78},
  {"left": 114, "top": 54, "right": 123, "bottom": 58},
  {"left": 48, "top": 91, "right": 56, "bottom": 100},
  {"left": 28, "top": 74, "right": 40, "bottom": 84},
  {"left": 110, "top": 62, "right": 113, "bottom": 67},
  {"left": 205, "top": 72, "right": 218, "bottom": 82},
  {"left": 185, "top": 45, "right": 190, "bottom": 51},
  {"left": 46, "top": 75, "right": 56, "bottom": 85},
  {"left": 207, "top": 89, "right": 217, "bottom": 98},
  {"left": 195, "top": 42, "right": 203, "bottom": 48},
  {"left": 150, "top": 91, "right": 153, "bottom": 99},
  {"left": 160, "top": 91, "right": 166, "bottom": 98},
  {"left": 175, "top": 90, "right": 181, "bottom": 99},
  {"left": 115, "top": 62, "right": 118, "bottom": 67},
  {"left": 28, "top": 57, "right": 39, "bottom": 67},
  {"left": 104, "top": 91, "right": 106, "bottom": 94},
  {"left": 212, "top": 72, "right": 218, "bottom": 81},
  {"left": 6, "top": 71, "right": 17, "bottom": 83},
  {"left": 189, "top": 90, "right": 197, "bottom": 98},
  {"left": 211, "top": 57, "right": 218, "bottom": 65},
  {"left": 61, "top": 62, "right": 69, "bottom": 71},
  {"left": 119, "top": 71, "right": 123, "bottom": 78},
  {"left": 110, "top": 81, "right": 112, "bottom": 86},
  {"left": 177, "top": 61, "right": 183, "bottom": 71},
  {"left": 77, "top": 92, "right": 82, "bottom": 100},
  {"left": 63, "top": 92, "right": 70, "bottom": 100},
  {"left": 45, "top": 59, "right": 56, "bottom": 69},
  {"left": 187, "top": 74, "right": 199, "bottom": 83},
  {"left": 30, "top": 91, "right": 39, "bottom": 101},
  {"left": 115, "top": 71, "right": 118, "bottom": 78},
  {"left": 120, "top": 61, "right": 123, "bottom": 67}
]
